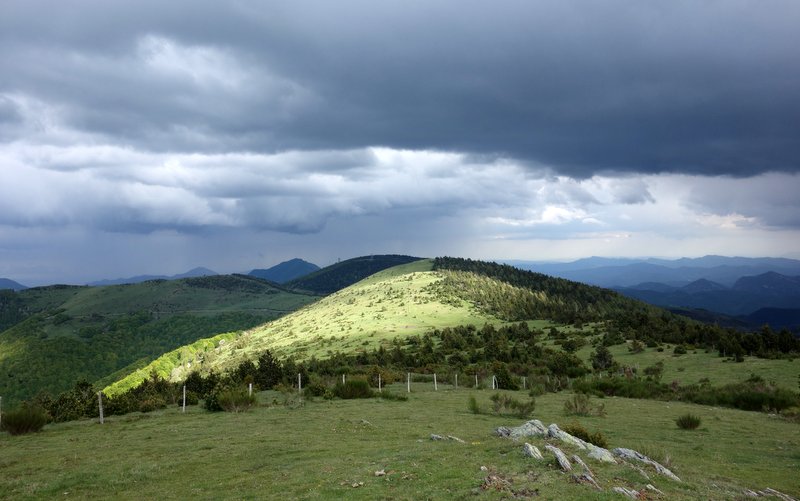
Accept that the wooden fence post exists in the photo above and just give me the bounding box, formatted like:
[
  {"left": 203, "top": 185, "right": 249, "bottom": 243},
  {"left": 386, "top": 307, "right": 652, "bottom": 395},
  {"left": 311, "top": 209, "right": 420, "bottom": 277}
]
[
  {"left": 475, "top": 374, "right": 478, "bottom": 388},
  {"left": 434, "top": 373, "right": 438, "bottom": 391},
  {"left": 407, "top": 373, "right": 411, "bottom": 393},
  {"left": 97, "top": 392, "right": 104, "bottom": 424},
  {"left": 248, "top": 383, "right": 253, "bottom": 397},
  {"left": 455, "top": 374, "right": 458, "bottom": 389},
  {"left": 378, "top": 373, "right": 382, "bottom": 393},
  {"left": 182, "top": 385, "right": 186, "bottom": 413}
]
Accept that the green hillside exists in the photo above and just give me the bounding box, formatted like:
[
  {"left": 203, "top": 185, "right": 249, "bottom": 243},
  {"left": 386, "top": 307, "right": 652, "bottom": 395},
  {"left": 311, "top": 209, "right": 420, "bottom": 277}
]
[
  {"left": 285, "top": 254, "right": 423, "bottom": 294},
  {"left": 105, "top": 259, "right": 509, "bottom": 392},
  {"left": 0, "top": 275, "right": 317, "bottom": 405}
]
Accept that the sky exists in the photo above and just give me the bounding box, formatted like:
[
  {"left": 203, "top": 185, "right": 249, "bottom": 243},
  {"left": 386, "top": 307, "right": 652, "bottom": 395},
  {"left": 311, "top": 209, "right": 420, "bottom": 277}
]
[{"left": 1, "top": 1, "right": 799, "bottom": 286}]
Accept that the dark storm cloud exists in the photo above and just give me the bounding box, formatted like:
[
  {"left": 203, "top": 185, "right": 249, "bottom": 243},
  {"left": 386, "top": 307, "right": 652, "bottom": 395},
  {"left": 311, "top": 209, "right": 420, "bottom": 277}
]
[{"left": 2, "top": 0, "right": 798, "bottom": 177}]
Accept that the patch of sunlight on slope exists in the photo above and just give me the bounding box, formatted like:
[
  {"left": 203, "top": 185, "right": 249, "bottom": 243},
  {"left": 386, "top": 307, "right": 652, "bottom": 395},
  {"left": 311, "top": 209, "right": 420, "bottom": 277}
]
[{"left": 170, "top": 266, "right": 499, "bottom": 381}]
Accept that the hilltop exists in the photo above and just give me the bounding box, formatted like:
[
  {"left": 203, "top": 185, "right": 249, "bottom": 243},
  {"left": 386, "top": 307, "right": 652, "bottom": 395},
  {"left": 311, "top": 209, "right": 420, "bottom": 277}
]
[
  {"left": 285, "top": 255, "right": 423, "bottom": 294},
  {"left": 0, "top": 274, "right": 317, "bottom": 405},
  {"left": 248, "top": 258, "right": 320, "bottom": 284},
  {"left": 108, "top": 257, "right": 674, "bottom": 393},
  {"left": 0, "top": 278, "right": 27, "bottom": 291}
]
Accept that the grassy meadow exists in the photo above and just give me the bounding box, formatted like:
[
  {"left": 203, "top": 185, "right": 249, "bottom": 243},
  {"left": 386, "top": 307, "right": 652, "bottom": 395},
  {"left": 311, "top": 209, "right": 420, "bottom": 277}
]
[{"left": 1, "top": 385, "right": 798, "bottom": 500}]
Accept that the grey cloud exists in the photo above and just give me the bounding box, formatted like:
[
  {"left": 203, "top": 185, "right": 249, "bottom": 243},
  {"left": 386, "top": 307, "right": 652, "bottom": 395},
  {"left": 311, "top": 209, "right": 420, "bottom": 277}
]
[
  {"left": 2, "top": 1, "right": 798, "bottom": 177},
  {"left": 686, "top": 173, "right": 800, "bottom": 229}
]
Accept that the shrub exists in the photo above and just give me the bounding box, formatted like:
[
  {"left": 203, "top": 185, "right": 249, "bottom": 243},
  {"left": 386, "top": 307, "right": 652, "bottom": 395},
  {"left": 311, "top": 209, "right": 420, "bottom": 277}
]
[
  {"left": 561, "top": 422, "right": 609, "bottom": 449},
  {"left": 138, "top": 395, "right": 166, "bottom": 413},
  {"left": 216, "top": 388, "right": 257, "bottom": 412},
  {"left": 334, "top": 379, "right": 373, "bottom": 399},
  {"left": 304, "top": 380, "right": 328, "bottom": 397},
  {"left": 1, "top": 405, "right": 48, "bottom": 435},
  {"left": 563, "top": 393, "right": 606, "bottom": 417},
  {"left": 467, "top": 395, "right": 481, "bottom": 414},
  {"left": 676, "top": 413, "right": 701, "bottom": 430},
  {"left": 489, "top": 392, "right": 536, "bottom": 418},
  {"left": 673, "top": 345, "right": 687, "bottom": 356},
  {"left": 176, "top": 391, "right": 199, "bottom": 407},
  {"left": 378, "top": 391, "right": 408, "bottom": 402}
]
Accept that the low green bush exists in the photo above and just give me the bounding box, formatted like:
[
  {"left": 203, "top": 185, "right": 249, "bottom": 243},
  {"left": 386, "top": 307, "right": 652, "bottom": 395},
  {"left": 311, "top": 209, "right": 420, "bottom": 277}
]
[
  {"left": 334, "top": 379, "right": 373, "bottom": 399},
  {"left": 563, "top": 393, "right": 606, "bottom": 417},
  {"left": 489, "top": 392, "right": 536, "bottom": 418},
  {"left": 467, "top": 395, "right": 481, "bottom": 414},
  {"left": 1, "top": 405, "right": 48, "bottom": 435},
  {"left": 138, "top": 395, "right": 166, "bottom": 413},
  {"left": 676, "top": 413, "right": 701, "bottom": 430},
  {"left": 561, "top": 422, "right": 609, "bottom": 449},
  {"left": 216, "top": 388, "right": 257, "bottom": 412}
]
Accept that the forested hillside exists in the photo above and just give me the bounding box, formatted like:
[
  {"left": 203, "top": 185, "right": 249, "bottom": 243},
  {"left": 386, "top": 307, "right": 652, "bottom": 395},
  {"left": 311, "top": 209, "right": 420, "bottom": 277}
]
[
  {"left": 0, "top": 275, "right": 317, "bottom": 405},
  {"left": 285, "top": 255, "right": 422, "bottom": 294}
]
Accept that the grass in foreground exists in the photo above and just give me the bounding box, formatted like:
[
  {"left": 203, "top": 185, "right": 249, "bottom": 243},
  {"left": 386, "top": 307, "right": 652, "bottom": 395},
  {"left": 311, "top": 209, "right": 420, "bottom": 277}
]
[{"left": 1, "top": 386, "right": 798, "bottom": 500}]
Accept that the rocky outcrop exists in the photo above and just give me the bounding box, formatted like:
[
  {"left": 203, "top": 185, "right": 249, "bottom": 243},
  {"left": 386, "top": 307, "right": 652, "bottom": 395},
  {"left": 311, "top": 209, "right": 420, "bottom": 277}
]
[
  {"left": 612, "top": 447, "right": 680, "bottom": 482},
  {"left": 496, "top": 419, "right": 548, "bottom": 440},
  {"left": 545, "top": 444, "right": 572, "bottom": 472},
  {"left": 522, "top": 443, "right": 544, "bottom": 460}
]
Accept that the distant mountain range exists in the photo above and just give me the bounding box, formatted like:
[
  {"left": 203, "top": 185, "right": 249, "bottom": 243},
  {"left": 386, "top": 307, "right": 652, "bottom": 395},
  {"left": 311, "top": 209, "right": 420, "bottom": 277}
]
[
  {"left": 507, "top": 256, "right": 800, "bottom": 331},
  {"left": 508, "top": 255, "right": 800, "bottom": 288},
  {"left": 248, "top": 258, "right": 320, "bottom": 284},
  {"left": 86, "top": 267, "right": 218, "bottom": 286},
  {"left": 0, "top": 278, "right": 27, "bottom": 291}
]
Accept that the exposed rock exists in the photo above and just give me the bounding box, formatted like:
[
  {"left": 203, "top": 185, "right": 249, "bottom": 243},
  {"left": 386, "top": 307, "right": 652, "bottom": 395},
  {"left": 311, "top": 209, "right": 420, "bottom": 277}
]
[
  {"left": 760, "top": 487, "right": 798, "bottom": 501},
  {"left": 547, "top": 423, "right": 617, "bottom": 464},
  {"left": 495, "top": 426, "right": 512, "bottom": 438},
  {"left": 547, "top": 423, "right": 587, "bottom": 449},
  {"left": 545, "top": 444, "right": 572, "bottom": 472},
  {"left": 646, "top": 484, "right": 664, "bottom": 495},
  {"left": 571, "top": 472, "right": 601, "bottom": 490},
  {"left": 586, "top": 444, "right": 617, "bottom": 464},
  {"left": 571, "top": 454, "right": 593, "bottom": 476},
  {"left": 374, "top": 469, "right": 385, "bottom": 477},
  {"left": 523, "top": 443, "right": 544, "bottom": 460},
  {"left": 613, "top": 447, "right": 681, "bottom": 482},
  {"left": 613, "top": 486, "right": 640, "bottom": 499},
  {"left": 430, "top": 434, "right": 464, "bottom": 443},
  {"left": 496, "top": 419, "right": 549, "bottom": 440}
]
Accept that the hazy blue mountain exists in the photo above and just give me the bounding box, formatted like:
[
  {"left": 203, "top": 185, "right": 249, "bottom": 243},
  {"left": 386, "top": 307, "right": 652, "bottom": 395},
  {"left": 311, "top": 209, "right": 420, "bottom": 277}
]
[
  {"left": 248, "top": 258, "right": 320, "bottom": 284},
  {"left": 507, "top": 256, "right": 800, "bottom": 288},
  {"left": 614, "top": 272, "right": 800, "bottom": 317},
  {"left": 0, "top": 278, "right": 27, "bottom": 291},
  {"left": 87, "top": 267, "right": 217, "bottom": 286},
  {"left": 680, "top": 279, "right": 728, "bottom": 294}
]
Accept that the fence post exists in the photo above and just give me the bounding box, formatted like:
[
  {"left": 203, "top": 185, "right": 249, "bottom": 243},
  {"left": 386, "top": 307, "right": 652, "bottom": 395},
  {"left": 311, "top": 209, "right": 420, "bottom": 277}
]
[
  {"left": 455, "top": 374, "right": 458, "bottom": 389},
  {"left": 434, "top": 373, "right": 438, "bottom": 391},
  {"left": 298, "top": 373, "right": 302, "bottom": 393},
  {"left": 522, "top": 376, "right": 526, "bottom": 390},
  {"left": 475, "top": 374, "right": 478, "bottom": 388},
  {"left": 407, "top": 372, "right": 411, "bottom": 393},
  {"left": 97, "top": 392, "right": 104, "bottom": 424},
  {"left": 378, "top": 373, "right": 382, "bottom": 393},
  {"left": 248, "top": 382, "right": 253, "bottom": 397},
  {"left": 182, "top": 385, "right": 186, "bottom": 413},
  {"left": 492, "top": 375, "right": 497, "bottom": 390},
  {"left": 342, "top": 374, "right": 346, "bottom": 385}
]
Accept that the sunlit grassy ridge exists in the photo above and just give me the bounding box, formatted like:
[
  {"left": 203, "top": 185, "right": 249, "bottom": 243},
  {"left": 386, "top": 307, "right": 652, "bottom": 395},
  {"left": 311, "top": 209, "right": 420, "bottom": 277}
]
[{"left": 107, "top": 260, "right": 518, "bottom": 389}]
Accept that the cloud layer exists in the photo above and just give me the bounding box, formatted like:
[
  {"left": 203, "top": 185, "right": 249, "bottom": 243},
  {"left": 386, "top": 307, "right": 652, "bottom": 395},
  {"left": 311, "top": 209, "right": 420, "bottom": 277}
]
[{"left": 1, "top": 1, "right": 799, "bottom": 284}]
